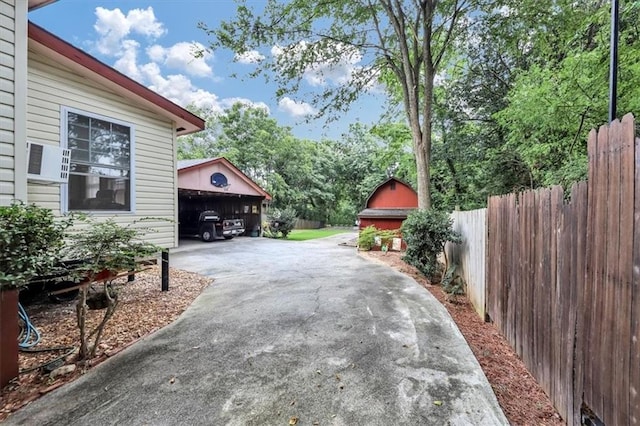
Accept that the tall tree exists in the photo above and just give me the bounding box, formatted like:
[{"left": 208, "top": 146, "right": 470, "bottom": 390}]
[{"left": 203, "top": 0, "right": 481, "bottom": 209}]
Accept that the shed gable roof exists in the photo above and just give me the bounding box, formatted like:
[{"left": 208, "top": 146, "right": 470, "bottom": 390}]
[
  {"left": 178, "top": 157, "right": 272, "bottom": 200},
  {"left": 27, "top": 22, "right": 205, "bottom": 136},
  {"left": 364, "top": 177, "right": 417, "bottom": 208}
]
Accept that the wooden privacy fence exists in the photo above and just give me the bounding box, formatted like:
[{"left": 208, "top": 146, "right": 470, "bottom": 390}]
[
  {"left": 487, "top": 113, "right": 639, "bottom": 425},
  {"left": 445, "top": 209, "right": 487, "bottom": 319},
  {"left": 294, "top": 218, "right": 325, "bottom": 229}
]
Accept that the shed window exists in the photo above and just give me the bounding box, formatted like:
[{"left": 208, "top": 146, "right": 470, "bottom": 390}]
[
  {"left": 390, "top": 181, "right": 396, "bottom": 190},
  {"left": 62, "top": 108, "right": 134, "bottom": 212}
]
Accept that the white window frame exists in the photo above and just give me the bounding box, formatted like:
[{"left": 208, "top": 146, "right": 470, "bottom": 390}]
[{"left": 60, "top": 106, "right": 136, "bottom": 214}]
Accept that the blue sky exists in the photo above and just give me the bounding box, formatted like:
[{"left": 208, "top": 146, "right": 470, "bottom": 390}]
[{"left": 29, "top": 1, "right": 388, "bottom": 140}]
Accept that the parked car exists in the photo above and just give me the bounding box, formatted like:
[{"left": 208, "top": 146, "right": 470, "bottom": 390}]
[{"left": 179, "top": 209, "right": 245, "bottom": 242}]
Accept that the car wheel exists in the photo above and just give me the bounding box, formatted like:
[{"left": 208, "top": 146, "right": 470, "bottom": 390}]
[{"left": 200, "top": 226, "right": 215, "bottom": 242}]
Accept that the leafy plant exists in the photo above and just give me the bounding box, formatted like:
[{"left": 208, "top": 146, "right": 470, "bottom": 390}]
[
  {"left": 401, "top": 209, "right": 461, "bottom": 281},
  {"left": 357, "top": 226, "right": 377, "bottom": 250},
  {"left": 357, "top": 226, "right": 400, "bottom": 251},
  {"left": 265, "top": 207, "right": 297, "bottom": 239},
  {"left": 0, "top": 202, "right": 73, "bottom": 290},
  {"left": 63, "top": 217, "right": 161, "bottom": 360},
  {"left": 441, "top": 263, "right": 465, "bottom": 301}
]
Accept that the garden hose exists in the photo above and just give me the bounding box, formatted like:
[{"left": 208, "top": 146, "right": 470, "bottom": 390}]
[
  {"left": 18, "top": 302, "right": 41, "bottom": 349},
  {"left": 18, "top": 304, "right": 77, "bottom": 373}
]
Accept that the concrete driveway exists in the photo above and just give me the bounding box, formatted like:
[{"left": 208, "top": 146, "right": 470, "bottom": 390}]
[{"left": 7, "top": 233, "right": 507, "bottom": 425}]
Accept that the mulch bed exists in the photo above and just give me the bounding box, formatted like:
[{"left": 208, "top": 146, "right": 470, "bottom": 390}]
[{"left": 362, "top": 250, "right": 565, "bottom": 425}]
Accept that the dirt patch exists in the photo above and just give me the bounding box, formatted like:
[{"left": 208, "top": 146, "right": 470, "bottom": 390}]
[
  {"left": 0, "top": 267, "right": 211, "bottom": 421},
  {"left": 361, "top": 250, "right": 565, "bottom": 425}
]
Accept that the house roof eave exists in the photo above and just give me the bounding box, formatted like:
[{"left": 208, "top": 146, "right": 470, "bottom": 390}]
[{"left": 27, "top": 22, "right": 205, "bottom": 136}]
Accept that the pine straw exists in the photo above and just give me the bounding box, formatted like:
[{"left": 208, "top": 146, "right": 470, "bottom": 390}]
[
  {"left": 0, "top": 267, "right": 211, "bottom": 421},
  {"left": 361, "top": 251, "right": 565, "bottom": 426}
]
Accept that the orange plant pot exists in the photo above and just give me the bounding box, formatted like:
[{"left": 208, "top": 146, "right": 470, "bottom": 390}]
[{"left": 0, "top": 289, "right": 19, "bottom": 388}]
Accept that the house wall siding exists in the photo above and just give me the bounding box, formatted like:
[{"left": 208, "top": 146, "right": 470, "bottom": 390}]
[
  {"left": 0, "top": 0, "right": 26, "bottom": 205},
  {"left": 27, "top": 47, "right": 178, "bottom": 248}
]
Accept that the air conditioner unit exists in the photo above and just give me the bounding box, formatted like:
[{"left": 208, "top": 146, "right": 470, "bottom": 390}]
[{"left": 26, "top": 142, "right": 71, "bottom": 184}]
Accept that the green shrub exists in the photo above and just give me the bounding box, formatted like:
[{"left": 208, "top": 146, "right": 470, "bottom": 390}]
[
  {"left": 266, "top": 207, "right": 297, "bottom": 238},
  {"left": 0, "top": 202, "right": 73, "bottom": 290},
  {"left": 357, "top": 226, "right": 400, "bottom": 251},
  {"left": 441, "top": 263, "right": 465, "bottom": 300},
  {"left": 357, "top": 225, "right": 377, "bottom": 250},
  {"left": 401, "top": 209, "right": 461, "bottom": 281}
]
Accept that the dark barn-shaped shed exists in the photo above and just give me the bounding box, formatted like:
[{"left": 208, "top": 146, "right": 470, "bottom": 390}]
[
  {"left": 358, "top": 177, "right": 418, "bottom": 230},
  {"left": 178, "top": 158, "right": 271, "bottom": 236}
]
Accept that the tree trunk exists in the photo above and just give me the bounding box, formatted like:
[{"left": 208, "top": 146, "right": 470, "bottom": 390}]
[
  {"left": 413, "top": 130, "right": 430, "bottom": 209},
  {"left": 77, "top": 288, "right": 89, "bottom": 360}
]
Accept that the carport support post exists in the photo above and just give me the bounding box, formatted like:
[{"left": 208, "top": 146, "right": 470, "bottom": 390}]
[{"left": 161, "top": 250, "right": 169, "bottom": 291}]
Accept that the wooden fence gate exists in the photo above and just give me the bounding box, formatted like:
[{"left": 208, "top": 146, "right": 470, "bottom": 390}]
[{"left": 487, "top": 113, "right": 639, "bottom": 425}]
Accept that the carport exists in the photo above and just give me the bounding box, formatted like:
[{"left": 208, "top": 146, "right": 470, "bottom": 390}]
[{"left": 177, "top": 158, "right": 271, "bottom": 236}]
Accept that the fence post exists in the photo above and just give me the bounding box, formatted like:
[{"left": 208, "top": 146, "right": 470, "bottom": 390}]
[{"left": 161, "top": 250, "right": 169, "bottom": 292}]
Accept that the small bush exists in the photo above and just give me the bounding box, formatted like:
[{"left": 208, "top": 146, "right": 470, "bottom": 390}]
[
  {"left": 63, "top": 216, "right": 161, "bottom": 360},
  {"left": 401, "top": 209, "right": 461, "bottom": 281},
  {"left": 265, "top": 207, "right": 297, "bottom": 239},
  {"left": 357, "top": 225, "right": 377, "bottom": 250},
  {"left": 357, "top": 226, "right": 400, "bottom": 251},
  {"left": 0, "top": 202, "right": 73, "bottom": 290},
  {"left": 441, "top": 263, "right": 465, "bottom": 300}
]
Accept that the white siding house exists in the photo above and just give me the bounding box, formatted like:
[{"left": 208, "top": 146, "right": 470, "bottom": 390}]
[{"left": 2, "top": 4, "right": 205, "bottom": 248}]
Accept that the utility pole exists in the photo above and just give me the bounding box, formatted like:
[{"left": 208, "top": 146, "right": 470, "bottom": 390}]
[{"left": 608, "top": 0, "right": 619, "bottom": 122}]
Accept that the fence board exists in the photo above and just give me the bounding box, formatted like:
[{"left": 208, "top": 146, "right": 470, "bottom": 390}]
[
  {"left": 631, "top": 134, "right": 640, "bottom": 424},
  {"left": 583, "top": 129, "right": 598, "bottom": 414},
  {"left": 617, "top": 115, "right": 635, "bottom": 425},
  {"left": 550, "top": 186, "right": 563, "bottom": 417},
  {"left": 603, "top": 119, "right": 620, "bottom": 423},
  {"left": 572, "top": 180, "right": 588, "bottom": 425}
]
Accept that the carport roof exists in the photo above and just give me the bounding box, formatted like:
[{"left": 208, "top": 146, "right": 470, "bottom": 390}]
[{"left": 178, "top": 157, "right": 272, "bottom": 200}]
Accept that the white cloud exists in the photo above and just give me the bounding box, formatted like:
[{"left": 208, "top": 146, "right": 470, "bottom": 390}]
[
  {"left": 92, "top": 7, "right": 270, "bottom": 119},
  {"left": 146, "top": 42, "right": 213, "bottom": 78},
  {"left": 220, "top": 97, "right": 270, "bottom": 112},
  {"left": 271, "top": 41, "right": 378, "bottom": 90},
  {"left": 235, "top": 50, "right": 265, "bottom": 64},
  {"left": 94, "top": 7, "right": 165, "bottom": 56},
  {"left": 140, "top": 63, "right": 222, "bottom": 111},
  {"left": 278, "top": 97, "right": 316, "bottom": 118},
  {"left": 113, "top": 39, "right": 143, "bottom": 81}
]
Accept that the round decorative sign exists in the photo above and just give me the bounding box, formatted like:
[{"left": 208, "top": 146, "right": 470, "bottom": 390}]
[{"left": 211, "top": 172, "right": 229, "bottom": 188}]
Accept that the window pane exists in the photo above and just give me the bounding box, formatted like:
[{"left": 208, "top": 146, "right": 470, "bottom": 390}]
[
  {"left": 68, "top": 124, "right": 89, "bottom": 140},
  {"left": 70, "top": 149, "right": 89, "bottom": 162},
  {"left": 66, "top": 111, "right": 133, "bottom": 212},
  {"left": 68, "top": 112, "right": 89, "bottom": 127},
  {"left": 68, "top": 138, "right": 89, "bottom": 151},
  {"left": 88, "top": 166, "right": 130, "bottom": 178},
  {"left": 68, "top": 173, "right": 130, "bottom": 211}
]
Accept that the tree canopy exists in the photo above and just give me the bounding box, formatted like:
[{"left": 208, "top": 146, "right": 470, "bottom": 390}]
[
  {"left": 203, "top": 0, "right": 485, "bottom": 209},
  {"left": 186, "top": 0, "right": 640, "bottom": 217}
]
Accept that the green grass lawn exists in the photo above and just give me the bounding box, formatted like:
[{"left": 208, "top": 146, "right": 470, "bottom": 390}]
[{"left": 286, "top": 228, "right": 353, "bottom": 241}]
